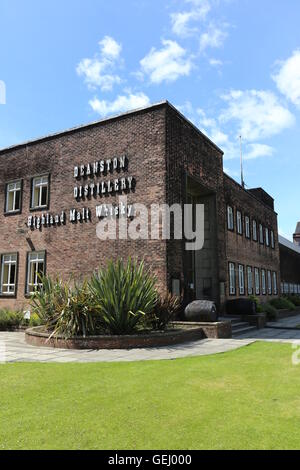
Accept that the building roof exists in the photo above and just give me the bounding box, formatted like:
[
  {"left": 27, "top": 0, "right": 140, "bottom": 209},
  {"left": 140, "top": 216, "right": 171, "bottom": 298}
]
[
  {"left": 294, "top": 222, "right": 300, "bottom": 235},
  {"left": 0, "top": 100, "right": 223, "bottom": 156},
  {"left": 279, "top": 235, "right": 300, "bottom": 255}
]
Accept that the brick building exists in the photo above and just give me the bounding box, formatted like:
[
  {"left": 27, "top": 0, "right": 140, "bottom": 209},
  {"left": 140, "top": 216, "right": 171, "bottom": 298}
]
[
  {"left": 279, "top": 224, "right": 300, "bottom": 295},
  {"left": 0, "top": 101, "right": 281, "bottom": 312}
]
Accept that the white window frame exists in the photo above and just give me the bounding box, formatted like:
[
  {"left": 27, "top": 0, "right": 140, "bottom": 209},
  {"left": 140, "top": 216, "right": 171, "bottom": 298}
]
[
  {"left": 0, "top": 254, "right": 17, "bottom": 296},
  {"left": 247, "top": 266, "right": 253, "bottom": 295},
  {"left": 272, "top": 272, "right": 278, "bottom": 295},
  {"left": 259, "top": 224, "right": 264, "bottom": 244},
  {"left": 261, "top": 269, "right": 266, "bottom": 295},
  {"left": 31, "top": 175, "right": 49, "bottom": 210},
  {"left": 237, "top": 211, "right": 243, "bottom": 235},
  {"left": 227, "top": 206, "right": 234, "bottom": 231},
  {"left": 271, "top": 230, "right": 275, "bottom": 249},
  {"left": 229, "top": 263, "right": 236, "bottom": 295},
  {"left": 238, "top": 265, "right": 245, "bottom": 295},
  {"left": 255, "top": 268, "right": 260, "bottom": 295},
  {"left": 267, "top": 270, "right": 272, "bottom": 295},
  {"left": 6, "top": 180, "right": 22, "bottom": 213},
  {"left": 26, "top": 251, "right": 46, "bottom": 295},
  {"left": 253, "top": 220, "right": 258, "bottom": 241},
  {"left": 265, "top": 228, "right": 270, "bottom": 247},
  {"left": 245, "top": 216, "right": 250, "bottom": 239}
]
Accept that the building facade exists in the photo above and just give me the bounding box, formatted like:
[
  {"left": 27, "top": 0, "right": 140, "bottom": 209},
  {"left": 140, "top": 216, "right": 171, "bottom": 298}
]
[{"left": 0, "top": 102, "right": 282, "bottom": 312}]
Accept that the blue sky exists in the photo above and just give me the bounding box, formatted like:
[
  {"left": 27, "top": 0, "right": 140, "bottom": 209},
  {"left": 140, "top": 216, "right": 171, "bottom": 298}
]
[{"left": 0, "top": 0, "right": 300, "bottom": 238}]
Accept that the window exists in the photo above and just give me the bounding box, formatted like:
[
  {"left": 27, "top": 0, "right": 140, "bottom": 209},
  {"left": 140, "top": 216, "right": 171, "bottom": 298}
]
[
  {"left": 265, "top": 228, "right": 270, "bottom": 247},
  {"left": 270, "top": 230, "right": 275, "bottom": 249},
  {"left": 247, "top": 266, "right": 253, "bottom": 295},
  {"left": 238, "top": 265, "right": 245, "bottom": 295},
  {"left": 259, "top": 224, "right": 264, "bottom": 244},
  {"left": 5, "top": 181, "right": 22, "bottom": 213},
  {"left": 31, "top": 176, "right": 49, "bottom": 210},
  {"left": 273, "top": 272, "right": 278, "bottom": 295},
  {"left": 26, "top": 252, "right": 46, "bottom": 295},
  {"left": 267, "top": 270, "right": 272, "bottom": 295},
  {"left": 253, "top": 220, "right": 258, "bottom": 242},
  {"left": 0, "top": 254, "right": 17, "bottom": 296},
  {"left": 229, "top": 263, "right": 236, "bottom": 295},
  {"left": 255, "top": 268, "right": 260, "bottom": 295},
  {"left": 261, "top": 269, "right": 266, "bottom": 295},
  {"left": 237, "top": 211, "right": 243, "bottom": 235},
  {"left": 284, "top": 283, "right": 289, "bottom": 294},
  {"left": 227, "top": 206, "right": 234, "bottom": 231},
  {"left": 245, "top": 216, "right": 250, "bottom": 239}
]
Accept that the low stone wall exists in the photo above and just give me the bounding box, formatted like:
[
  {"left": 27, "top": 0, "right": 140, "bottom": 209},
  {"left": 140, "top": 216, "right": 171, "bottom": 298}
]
[
  {"left": 173, "top": 321, "right": 232, "bottom": 339},
  {"left": 25, "top": 326, "right": 205, "bottom": 350},
  {"left": 277, "top": 307, "right": 300, "bottom": 320},
  {"left": 241, "top": 314, "right": 266, "bottom": 330}
]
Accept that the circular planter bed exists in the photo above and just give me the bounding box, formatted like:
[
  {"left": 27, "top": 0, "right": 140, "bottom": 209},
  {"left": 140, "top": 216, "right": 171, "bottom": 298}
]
[{"left": 25, "top": 325, "right": 205, "bottom": 350}]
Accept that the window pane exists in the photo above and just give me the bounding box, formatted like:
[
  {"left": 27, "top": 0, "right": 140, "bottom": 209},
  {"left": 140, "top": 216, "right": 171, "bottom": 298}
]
[
  {"left": 15, "top": 190, "right": 21, "bottom": 211},
  {"left": 41, "top": 186, "right": 48, "bottom": 206},
  {"left": 2, "top": 264, "right": 9, "bottom": 285},
  {"left": 9, "top": 264, "right": 16, "bottom": 285},
  {"left": 33, "top": 187, "right": 40, "bottom": 207},
  {"left": 7, "top": 191, "right": 15, "bottom": 212}
]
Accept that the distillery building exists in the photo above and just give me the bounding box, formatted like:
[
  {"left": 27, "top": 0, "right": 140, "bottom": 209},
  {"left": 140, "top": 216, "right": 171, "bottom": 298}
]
[{"left": 0, "top": 101, "right": 283, "bottom": 311}]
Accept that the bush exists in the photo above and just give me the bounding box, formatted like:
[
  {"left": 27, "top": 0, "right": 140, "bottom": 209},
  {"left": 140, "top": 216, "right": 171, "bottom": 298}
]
[
  {"left": 249, "top": 295, "right": 264, "bottom": 313},
  {"left": 270, "top": 297, "right": 296, "bottom": 311},
  {"left": 89, "top": 258, "right": 158, "bottom": 335},
  {"left": 0, "top": 310, "right": 23, "bottom": 330},
  {"left": 31, "top": 277, "right": 97, "bottom": 338},
  {"left": 261, "top": 303, "right": 278, "bottom": 321},
  {"left": 283, "top": 295, "right": 300, "bottom": 307},
  {"left": 147, "top": 293, "right": 181, "bottom": 331}
]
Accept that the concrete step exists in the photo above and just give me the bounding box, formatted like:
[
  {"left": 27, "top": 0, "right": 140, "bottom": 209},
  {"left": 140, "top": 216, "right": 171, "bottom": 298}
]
[
  {"left": 233, "top": 326, "right": 258, "bottom": 337},
  {"left": 231, "top": 322, "right": 250, "bottom": 330}
]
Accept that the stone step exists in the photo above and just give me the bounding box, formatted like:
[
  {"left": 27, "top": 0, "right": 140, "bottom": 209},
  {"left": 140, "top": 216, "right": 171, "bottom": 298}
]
[
  {"left": 231, "top": 322, "right": 250, "bottom": 330},
  {"left": 233, "top": 326, "right": 258, "bottom": 337}
]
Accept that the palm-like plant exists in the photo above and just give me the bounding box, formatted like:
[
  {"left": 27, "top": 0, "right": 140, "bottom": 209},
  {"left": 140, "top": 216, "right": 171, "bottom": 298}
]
[{"left": 89, "top": 258, "right": 158, "bottom": 335}]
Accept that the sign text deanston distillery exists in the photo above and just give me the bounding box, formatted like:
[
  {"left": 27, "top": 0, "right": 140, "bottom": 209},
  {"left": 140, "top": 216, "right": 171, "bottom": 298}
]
[{"left": 27, "top": 155, "right": 135, "bottom": 230}]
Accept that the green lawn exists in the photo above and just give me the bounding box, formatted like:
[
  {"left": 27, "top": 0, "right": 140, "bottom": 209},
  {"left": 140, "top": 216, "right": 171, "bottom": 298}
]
[{"left": 1, "top": 342, "right": 300, "bottom": 450}]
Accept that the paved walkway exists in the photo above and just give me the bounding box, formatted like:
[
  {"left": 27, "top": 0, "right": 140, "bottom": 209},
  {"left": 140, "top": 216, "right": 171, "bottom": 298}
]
[
  {"left": 0, "top": 332, "right": 253, "bottom": 363},
  {"left": 2, "top": 322, "right": 300, "bottom": 363}
]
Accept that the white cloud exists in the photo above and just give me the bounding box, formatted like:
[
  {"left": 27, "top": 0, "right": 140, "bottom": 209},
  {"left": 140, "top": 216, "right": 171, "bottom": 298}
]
[
  {"left": 244, "top": 143, "right": 274, "bottom": 161},
  {"left": 140, "top": 39, "right": 193, "bottom": 84},
  {"left": 219, "top": 89, "right": 295, "bottom": 141},
  {"left": 89, "top": 92, "right": 151, "bottom": 117},
  {"left": 77, "top": 36, "right": 122, "bottom": 92},
  {"left": 273, "top": 50, "right": 300, "bottom": 106},
  {"left": 99, "top": 36, "right": 122, "bottom": 59},
  {"left": 199, "top": 24, "right": 227, "bottom": 52},
  {"left": 171, "top": 0, "right": 211, "bottom": 37},
  {"left": 209, "top": 58, "right": 223, "bottom": 67}
]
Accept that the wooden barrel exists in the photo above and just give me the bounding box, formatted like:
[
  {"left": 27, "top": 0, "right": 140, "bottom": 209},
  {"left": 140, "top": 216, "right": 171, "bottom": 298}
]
[{"left": 185, "top": 300, "right": 218, "bottom": 322}]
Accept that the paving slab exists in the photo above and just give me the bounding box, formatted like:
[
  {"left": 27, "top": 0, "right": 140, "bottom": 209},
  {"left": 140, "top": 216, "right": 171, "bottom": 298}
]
[{"left": 0, "top": 331, "right": 256, "bottom": 363}]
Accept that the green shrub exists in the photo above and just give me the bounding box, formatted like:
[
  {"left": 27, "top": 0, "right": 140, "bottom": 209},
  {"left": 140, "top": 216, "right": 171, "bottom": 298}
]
[
  {"left": 249, "top": 295, "right": 264, "bottom": 313},
  {"left": 147, "top": 293, "right": 181, "bottom": 331},
  {"left": 261, "top": 303, "right": 278, "bottom": 321},
  {"left": 0, "top": 310, "right": 23, "bottom": 330},
  {"left": 270, "top": 297, "right": 296, "bottom": 311},
  {"left": 31, "top": 277, "right": 97, "bottom": 338},
  {"left": 89, "top": 258, "right": 157, "bottom": 335},
  {"left": 283, "top": 295, "right": 300, "bottom": 307}
]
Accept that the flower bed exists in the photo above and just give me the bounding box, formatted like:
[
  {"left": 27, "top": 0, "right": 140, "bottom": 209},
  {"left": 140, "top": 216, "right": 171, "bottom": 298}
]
[{"left": 25, "top": 325, "right": 205, "bottom": 350}]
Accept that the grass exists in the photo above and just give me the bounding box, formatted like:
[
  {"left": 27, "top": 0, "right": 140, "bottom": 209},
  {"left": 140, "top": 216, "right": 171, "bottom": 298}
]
[{"left": 1, "top": 342, "right": 300, "bottom": 450}]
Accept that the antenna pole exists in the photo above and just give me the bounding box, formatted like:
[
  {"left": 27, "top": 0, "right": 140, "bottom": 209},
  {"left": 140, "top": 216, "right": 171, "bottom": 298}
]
[{"left": 240, "top": 135, "right": 245, "bottom": 188}]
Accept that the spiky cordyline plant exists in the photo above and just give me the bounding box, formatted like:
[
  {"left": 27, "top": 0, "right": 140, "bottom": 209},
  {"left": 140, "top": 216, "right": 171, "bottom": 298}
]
[
  {"left": 30, "top": 276, "right": 96, "bottom": 338},
  {"left": 89, "top": 258, "right": 158, "bottom": 335}
]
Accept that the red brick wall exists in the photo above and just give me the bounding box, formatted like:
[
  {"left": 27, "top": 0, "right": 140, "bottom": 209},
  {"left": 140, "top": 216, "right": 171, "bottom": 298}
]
[
  {"left": 0, "top": 105, "right": 168, "bottom": 310},
  {"left": 224, "top": 174, "right": 280, "bottom": 303}
]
